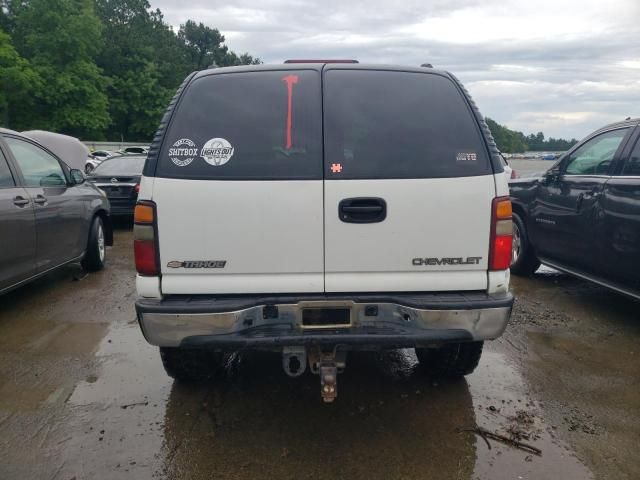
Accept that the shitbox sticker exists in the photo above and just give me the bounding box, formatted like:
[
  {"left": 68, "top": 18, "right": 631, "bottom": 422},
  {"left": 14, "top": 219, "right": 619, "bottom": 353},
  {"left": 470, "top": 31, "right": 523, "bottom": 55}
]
[
  {"left": 168, "top": 138, "right": 198, "bottom": 167},
  {"left": 201, "top": 138, "right": 234, "bottom": 166},
  {"left": 456, "top": 152, "right": 477, "bottom": 162}
]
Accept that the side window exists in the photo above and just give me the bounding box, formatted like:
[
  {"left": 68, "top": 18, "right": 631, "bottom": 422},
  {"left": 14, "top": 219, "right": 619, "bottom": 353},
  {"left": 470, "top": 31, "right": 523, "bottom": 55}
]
[
  {"left": 564, "top": 128, "right": 629, "bottom": 176},
  {"left": 622, "top": 138, "right": 640, "bottom": 176},
  {"left": 4, "top": 137, "right": 66, "bottom": 187},
  {"left": 0, "top": 150, "right": 15, "bottom": 188}
]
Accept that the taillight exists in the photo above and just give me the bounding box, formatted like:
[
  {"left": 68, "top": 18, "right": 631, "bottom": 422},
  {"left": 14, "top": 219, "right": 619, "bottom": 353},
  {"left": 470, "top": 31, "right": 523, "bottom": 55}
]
[
  {"left": 489, "top": 197, "right": 513, "bottom": 271},
  {"left": 134, "top": 201, "right": 159, "bottom": 275},
  {"left": 510, "top": 169, "right": 517, "bottom": 180},
  {"left": 134, "top": 183, "right": 140, "bottom": 194}
]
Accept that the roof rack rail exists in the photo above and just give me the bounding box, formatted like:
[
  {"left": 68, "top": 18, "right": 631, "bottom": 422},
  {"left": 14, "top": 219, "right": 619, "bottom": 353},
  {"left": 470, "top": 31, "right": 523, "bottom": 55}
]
[
  {"left": 420, "top": 63, "right": 433, "bottom": 68},
  {"left": 284, "top": 59, "right": 359, "bottom": 64}
]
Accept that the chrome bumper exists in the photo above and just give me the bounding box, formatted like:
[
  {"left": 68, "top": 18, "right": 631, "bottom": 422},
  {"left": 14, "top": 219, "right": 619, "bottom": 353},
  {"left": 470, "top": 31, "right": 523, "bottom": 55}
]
[{"left": 136, "top": 293, "right": 513, "bottom": 348}]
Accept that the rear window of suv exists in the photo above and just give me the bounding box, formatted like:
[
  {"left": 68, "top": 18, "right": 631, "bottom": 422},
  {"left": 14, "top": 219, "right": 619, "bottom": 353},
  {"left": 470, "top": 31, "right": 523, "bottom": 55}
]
[
  {"left": 156, "top": 70, "right": 322, "bottom": 180},
  {"left": 323, "top": 70, "right": 491, "bottom": 179}
]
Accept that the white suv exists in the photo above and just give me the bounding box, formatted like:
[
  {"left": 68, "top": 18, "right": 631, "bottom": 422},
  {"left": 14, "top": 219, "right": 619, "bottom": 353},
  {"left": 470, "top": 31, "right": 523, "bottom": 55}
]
[{"left": 134, "top": 61, "right": 514, "bottom": 402}]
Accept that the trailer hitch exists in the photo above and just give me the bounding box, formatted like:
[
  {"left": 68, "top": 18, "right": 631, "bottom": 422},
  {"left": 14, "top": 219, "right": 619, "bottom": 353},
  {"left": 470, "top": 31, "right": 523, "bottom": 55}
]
[{"left": 308, "top": 348, "right": 347, "bottom": 403}]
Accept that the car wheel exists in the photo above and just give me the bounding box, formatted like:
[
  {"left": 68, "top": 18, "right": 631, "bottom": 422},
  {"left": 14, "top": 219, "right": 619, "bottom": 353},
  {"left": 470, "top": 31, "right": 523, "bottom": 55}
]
[
  {"left": 415, "top": 341, "right": 483, "bottom": 379},
  {"left": 81, "top": 216, "right": 106, "bottom": 272},
  {"left": 160, "top": 347, "right": 223, "bottom": 382},
  {"left": 85, "top": 164, "right": 94, "bottom": 174},
  {"left": 510, "top": 212, "right": 540, "bottom": 276}
]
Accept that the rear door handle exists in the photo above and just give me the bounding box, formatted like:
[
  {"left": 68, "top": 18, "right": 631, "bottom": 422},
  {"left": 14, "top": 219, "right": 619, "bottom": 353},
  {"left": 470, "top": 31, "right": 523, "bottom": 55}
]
[
  {"left": 33, "top": 195, "right": 47, "bottom": 205},
  {"left": 13, "top": 196, "right": 30, "bottom": 207},
  {"left": 339, "top": 197, "right": 387, "bottom": 223},
  {"left": 341, "top": 205, "right": 384, "bottom": 214}
]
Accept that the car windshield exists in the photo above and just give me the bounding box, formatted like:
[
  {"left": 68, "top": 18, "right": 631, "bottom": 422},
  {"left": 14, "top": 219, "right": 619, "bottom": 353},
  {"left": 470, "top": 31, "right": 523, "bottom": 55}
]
[{"left": 93, "top": 156, "right": 145, "bottom": 175}]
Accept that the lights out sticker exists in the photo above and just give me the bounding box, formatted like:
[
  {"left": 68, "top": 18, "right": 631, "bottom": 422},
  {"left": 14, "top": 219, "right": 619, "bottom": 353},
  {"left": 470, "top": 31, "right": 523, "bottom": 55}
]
[
  {"left": 169, "top": 138, "right": 198, "bottom": 167},
  {"left": 201, "top": 138, "right": 234, "bottom": 166}
]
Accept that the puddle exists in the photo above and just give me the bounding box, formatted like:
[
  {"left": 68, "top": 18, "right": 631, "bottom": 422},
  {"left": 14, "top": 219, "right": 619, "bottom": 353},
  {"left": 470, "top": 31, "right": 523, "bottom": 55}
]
[
  {"left": 525, "top": 331, "right": 640, "bottom": 480},
  {"left": 47, "top": 323, "right": 594, "bottom": 480},
  {"left": 468, "top": 350, "right": 592, "bottom": 480}
]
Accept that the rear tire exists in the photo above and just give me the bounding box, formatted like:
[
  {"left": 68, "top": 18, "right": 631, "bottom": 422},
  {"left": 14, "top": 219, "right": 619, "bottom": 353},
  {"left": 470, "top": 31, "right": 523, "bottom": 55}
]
[
  {"left": 160, "top": 347, "right": 223, "bottom": 382},
  {"left": 81, "top": 216, "right": 106, "bottom": 272},
  {"left": 510, "top": 212, "right": 540, "bottom": 276},
  {"left": 415, "top": 341, "right": 484, "bottom": 379}
]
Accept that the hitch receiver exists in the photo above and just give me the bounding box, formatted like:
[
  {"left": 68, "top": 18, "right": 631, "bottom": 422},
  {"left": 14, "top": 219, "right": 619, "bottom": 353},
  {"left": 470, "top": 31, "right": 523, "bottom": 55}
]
[
  {"left": 320, "top": 365, "right": 338, "bottom": 403},
  {"left": 308, "top": 349, "right": 347, "bottom": 403}
]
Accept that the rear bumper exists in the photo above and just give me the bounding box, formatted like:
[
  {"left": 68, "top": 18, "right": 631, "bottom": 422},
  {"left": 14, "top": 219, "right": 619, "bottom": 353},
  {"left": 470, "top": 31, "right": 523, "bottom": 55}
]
[
  {"left": 107, "top": 201, "right": 135, "bottom": 216},
  {"left": 136, "top": 291, "right": 514, "bottom": 348}
]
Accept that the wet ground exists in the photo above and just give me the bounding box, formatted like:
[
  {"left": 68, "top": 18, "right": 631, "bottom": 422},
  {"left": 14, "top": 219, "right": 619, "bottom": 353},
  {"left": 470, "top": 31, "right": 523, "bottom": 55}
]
[{"left": 0, "top": 229, "right": 638, "bottom": 480}]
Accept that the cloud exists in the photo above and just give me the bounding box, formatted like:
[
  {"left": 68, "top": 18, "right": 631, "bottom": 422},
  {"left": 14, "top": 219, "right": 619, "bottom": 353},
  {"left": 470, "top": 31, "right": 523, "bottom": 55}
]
[{"left": 151, "top": 0, "right": 640, "bottom": 138}]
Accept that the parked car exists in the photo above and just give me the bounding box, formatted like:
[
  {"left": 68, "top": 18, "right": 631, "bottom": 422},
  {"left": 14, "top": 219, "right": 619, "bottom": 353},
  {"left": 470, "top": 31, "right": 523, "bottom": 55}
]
[
  {"left": 119, "top": 146, "right": 149, "bottom": 155},
  {"left": 133, "top": 62, "right": 514, "bottom": 402},
  {"left": 0, "top": 128, "right": 113, "bottom": 294},
  {"left": 87, "top": 155, "right": 145, "bottom": 217},
  {"left": 499, "top": 152, "right": 516, "bottom": 179},
  {"left": 510, "top": 118, "right": 640, "bottom": 299},
  {"left": 90, "top": 150, "right": 114, "bottom": 160},
  {"left": 85, "top": 150, "right": 115, "bottom": 174}
]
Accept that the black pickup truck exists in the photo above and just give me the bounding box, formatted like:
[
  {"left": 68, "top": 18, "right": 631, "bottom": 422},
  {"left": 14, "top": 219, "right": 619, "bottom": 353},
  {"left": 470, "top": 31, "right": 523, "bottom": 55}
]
[{"left": 510, "top": 118, "right": 640, "bottom": 300}]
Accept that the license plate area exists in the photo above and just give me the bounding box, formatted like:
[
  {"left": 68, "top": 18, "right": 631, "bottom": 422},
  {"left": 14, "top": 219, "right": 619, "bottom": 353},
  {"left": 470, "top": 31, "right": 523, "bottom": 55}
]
[
  {"left": 107, "top": 187, "right": 129, "bottom": 198},
  {"left": 302, "top": 307, "right": 352, "bottom": 329}
]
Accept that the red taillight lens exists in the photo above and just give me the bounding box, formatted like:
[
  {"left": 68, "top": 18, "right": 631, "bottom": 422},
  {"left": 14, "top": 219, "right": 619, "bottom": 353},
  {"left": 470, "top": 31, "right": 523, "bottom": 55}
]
[
  {"left": 510, "top": 169, "right": 517, "bottom": 180},
  {"left": 134, "top": 202, "right": 159, "bottom": 275},
  {"left": 491, "top": 235, "right": 512, "bottom": 270},
  {"left": 134, "top": 239, "right": 158, "bottom": 275},
  {"left": 134, "top": 183, "right": 140, "bottom": 194},
  {"left": 489, "top": 197, "right": 513, "bottom": 271}
]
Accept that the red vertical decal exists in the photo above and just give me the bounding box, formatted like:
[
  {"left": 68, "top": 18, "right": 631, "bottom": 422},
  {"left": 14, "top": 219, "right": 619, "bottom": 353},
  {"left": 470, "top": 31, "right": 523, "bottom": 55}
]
[{"left": 282, "top": 75, "right": 299, "bottom": 150}]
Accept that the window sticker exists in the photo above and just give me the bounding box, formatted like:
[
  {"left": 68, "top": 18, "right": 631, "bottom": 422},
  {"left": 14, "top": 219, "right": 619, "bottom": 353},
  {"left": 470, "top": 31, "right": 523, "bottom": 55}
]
[
  {"left": 456, "top": 152, "right": 477, "bottom": 162},
  {"left": 168, "top": 138, "right": 198, "bottom": 167},
  {"left": 201, "top": 138, "right": 234, "bottom": 166}
]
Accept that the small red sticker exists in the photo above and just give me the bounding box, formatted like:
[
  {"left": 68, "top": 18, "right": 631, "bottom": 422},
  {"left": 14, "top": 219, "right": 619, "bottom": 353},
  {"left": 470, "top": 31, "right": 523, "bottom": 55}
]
[{"left": 331, "top": 163, "right": 343, "bottom": 173}]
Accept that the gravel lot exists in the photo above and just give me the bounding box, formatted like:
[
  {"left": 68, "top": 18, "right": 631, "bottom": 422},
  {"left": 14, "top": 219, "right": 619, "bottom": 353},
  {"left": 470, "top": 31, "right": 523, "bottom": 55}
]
[{"left": 0, "top": 228, "right": 637, "bottom": 480}]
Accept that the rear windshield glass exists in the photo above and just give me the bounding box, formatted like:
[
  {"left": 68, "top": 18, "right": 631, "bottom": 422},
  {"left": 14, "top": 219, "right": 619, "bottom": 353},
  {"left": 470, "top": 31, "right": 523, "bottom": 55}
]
[
  {"left": 323, "top": 70, "right": 490, "bottom": 179},
  {"left": 94, "top": 156, "right": 145, "bottom": 175},
  {"left": 156, "top": 70, "right": 322, "bottom": 180}
]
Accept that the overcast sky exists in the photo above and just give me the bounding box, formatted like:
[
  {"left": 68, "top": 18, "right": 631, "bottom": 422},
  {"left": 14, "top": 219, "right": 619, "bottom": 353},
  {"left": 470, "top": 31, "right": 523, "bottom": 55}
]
[{"left": 152, "top": 0, "right": 640, "bottom": 139}]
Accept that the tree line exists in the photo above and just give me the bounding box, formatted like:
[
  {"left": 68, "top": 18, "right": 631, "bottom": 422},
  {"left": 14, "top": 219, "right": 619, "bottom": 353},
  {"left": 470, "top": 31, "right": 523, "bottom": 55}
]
[
  {"left": 0, "top": 1, "right": 580, "bottom": 148},
  {"left": 486, "top": 118, "right": 578, "bottom": 153},
  {"left": 0, "top": 0, "right": 260, "bottom": 141}
]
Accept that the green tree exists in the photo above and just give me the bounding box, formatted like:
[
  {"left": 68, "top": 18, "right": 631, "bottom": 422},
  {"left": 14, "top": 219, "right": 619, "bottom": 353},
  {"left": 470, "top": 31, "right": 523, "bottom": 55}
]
[
  {"left": 107, "top": 61, "right": 172, "bottom": 140},
  {"left": 96, "top": 0, "right": 189, "bottom": 140},
  {"left": 487, "top": 118, "right": 577, "bottom": 153},
  {"left": 0, "top": 29, "right": 40, "bottom": 128},
  {"left": 178, "top": 20, "right": 261, "bottom": 69},
  {"left": 486, "top": 118, "right": 527, "bottom": 153},
  {"left": 9, "top": 0, "right": 109, "bottom": 138},
  {"left": 178, "top": 20, "right": 226, "bottom": 70},
  {"left": 2, "top": 0, "right": 262, "bottom": 140}
]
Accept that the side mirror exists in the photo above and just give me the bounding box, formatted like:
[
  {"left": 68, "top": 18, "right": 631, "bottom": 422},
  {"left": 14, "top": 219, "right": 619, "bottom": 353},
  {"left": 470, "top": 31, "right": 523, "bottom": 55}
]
[
  {"left": 542, "top": 169, "right": 560, "bottom": 184},
  {"left": 70, "top": 169, "right": 85, "bottom": 185}
]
